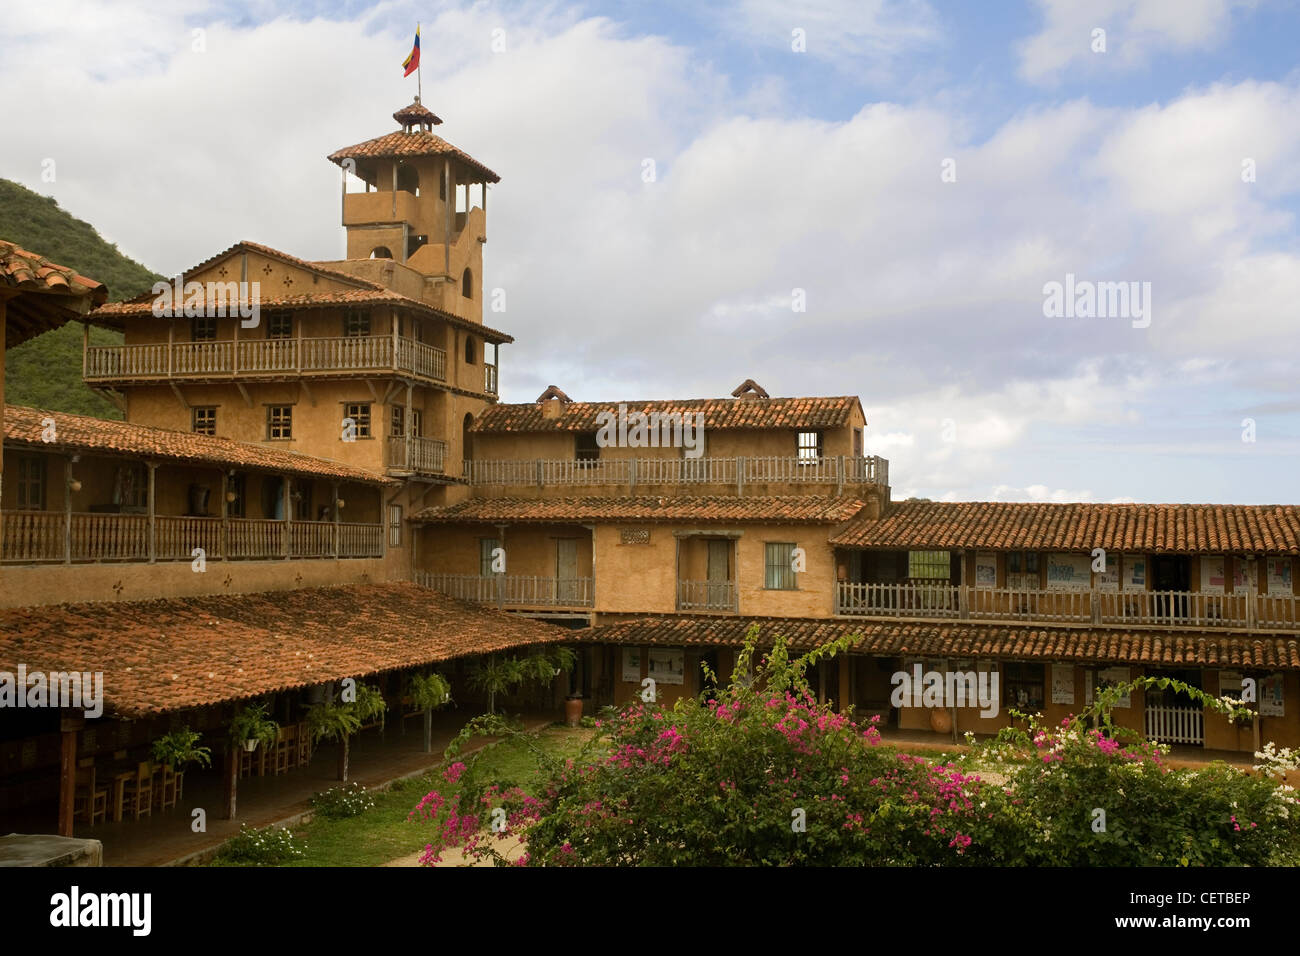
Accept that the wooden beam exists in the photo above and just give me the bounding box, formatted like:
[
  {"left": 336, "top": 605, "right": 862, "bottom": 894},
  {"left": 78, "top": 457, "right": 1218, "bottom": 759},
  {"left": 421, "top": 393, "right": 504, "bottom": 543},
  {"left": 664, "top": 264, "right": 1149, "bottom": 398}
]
[
  {"left": 57, "top": 714, "right": 83, "bottom": 837},
  {"left": 89, "top": 386, "right": 126, "bottom": 414},
  {"left": 169, "top": 381, "right": 189, "bottom": 410},
  {"left": 236, "top": 381, "right": 253, "bottom": 408},
  {"left": 299, "top": 378, "right": 315, "bottom": 407}
]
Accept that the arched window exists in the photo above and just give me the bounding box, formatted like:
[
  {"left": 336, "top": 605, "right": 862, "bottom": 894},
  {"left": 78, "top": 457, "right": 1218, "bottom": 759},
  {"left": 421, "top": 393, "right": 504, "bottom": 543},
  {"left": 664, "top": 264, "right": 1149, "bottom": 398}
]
[
  {"left": 462, "top": 413, "right": 475, "bottom": 462},
  {"left": 396, "top": 166, "right": 419, "bottom": 196},
  {"left": 462, "top": 267, "right": 473, "bottom": 299},
  {"left": 464, "top": 336, "right": 477, "bottom": 365},
  {"left": 370, "top": 246, "right": 392, "bottom": 259}
]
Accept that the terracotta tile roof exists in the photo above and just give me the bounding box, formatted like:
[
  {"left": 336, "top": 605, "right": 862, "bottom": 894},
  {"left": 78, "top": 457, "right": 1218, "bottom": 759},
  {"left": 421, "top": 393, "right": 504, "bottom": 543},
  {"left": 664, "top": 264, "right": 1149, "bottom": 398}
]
[
  {"left": 412, "top": 495, "right": 867, "bottom": 524},
  {"left": 471, "top": 396, "right": 862, "bottom": 433},
  {"left": 327, "top": 131, "right": 500, "bottom": 183},
  {"left": 831, "top": 500, "right": 1300, "bottom": 554},
  {"left": 0, "top": 240, "right": 109, "bottom": 347},
  {"left": 4, "top": 404, "right": 392, "bottom": 485},
  {"left": 0, "top": 583, "right": 568, "bottom": 717},
  {"left": 393, "top": 100, "right": 442, "bottom": 127},
  {"left": 571, "top": 616, "right": 1300, "bottom": 669},
  {"left": 90, "top": 240, "right": 513, "bottom": 344}
]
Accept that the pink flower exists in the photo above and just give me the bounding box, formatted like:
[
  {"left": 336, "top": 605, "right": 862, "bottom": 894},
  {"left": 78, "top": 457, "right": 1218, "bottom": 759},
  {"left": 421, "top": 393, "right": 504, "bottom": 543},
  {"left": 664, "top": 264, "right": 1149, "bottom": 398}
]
[{"left": 442, "top": 761, "right": 467, "bottom": 784}]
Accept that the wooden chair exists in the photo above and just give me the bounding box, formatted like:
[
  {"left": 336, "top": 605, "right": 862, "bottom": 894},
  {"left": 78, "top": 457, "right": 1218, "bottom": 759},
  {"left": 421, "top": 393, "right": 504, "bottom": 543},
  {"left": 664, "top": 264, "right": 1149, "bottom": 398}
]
[
  {"left": 274, "top": 725, "right": 298, "bottom": 775},
  {"left": 73, "top": 768, "right": 108, "bottom": 826},
  {"left": 296, "top": 723, "right": 312, "bottom": 768},
  {"left": 153, "top": 764, "right": 178, "bottom": 811},
  {"left": 122, "top": 761, "right": 153, "bottom": 820}
]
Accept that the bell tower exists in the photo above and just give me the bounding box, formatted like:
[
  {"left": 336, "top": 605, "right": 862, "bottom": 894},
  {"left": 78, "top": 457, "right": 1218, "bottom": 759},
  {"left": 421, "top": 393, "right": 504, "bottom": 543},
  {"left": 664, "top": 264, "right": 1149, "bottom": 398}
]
[{"left": 327, "top": 98, "right": 499, "bottom": 323}]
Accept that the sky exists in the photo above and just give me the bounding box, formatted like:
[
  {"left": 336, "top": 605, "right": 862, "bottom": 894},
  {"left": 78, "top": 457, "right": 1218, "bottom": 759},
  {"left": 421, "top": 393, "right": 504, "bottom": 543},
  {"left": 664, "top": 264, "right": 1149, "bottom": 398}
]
[{"left": 2, "top": 0, "right": 1298, "bottom": 503}]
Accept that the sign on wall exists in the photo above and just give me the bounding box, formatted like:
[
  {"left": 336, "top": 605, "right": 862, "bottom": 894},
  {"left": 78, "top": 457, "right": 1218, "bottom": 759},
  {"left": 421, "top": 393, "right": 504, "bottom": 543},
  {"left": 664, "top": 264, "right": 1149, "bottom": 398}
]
[
  {"left": 648, "top": 648, "right": 684, "bottom": 685},
  {"left": 1261, "top": 673, "right": 1285, "bottom": 717},
  {"left": 1233, "top": 559, "right": 1256, "bottom": 594},
  {"left": 1267, "top": 559, "right": 1293, "bottom": 596},
  {"left": 1122, "top": 556, "right": 1147, "bottom": 592},
  {"left": 1097, "top": 666, "right": 1131, "bottom": 708},
  {"left": 1046, "top": 553, "right": 1091, "bottom": 591},
  {"left": 1201, "top": 556, "right": 1226, "bottom": 595},
  {"left": 974, "top": 553, "right": 997, "bottom": 588},
  {"left": 1219, "top": 670, "right": 1243, "bottom": 698},
  {"left": 622, "top": 648, "right": 643, "bottom": 683},
  {"left": 1096, "top": 555, "right": 1120, "bottom": 591},
  {"left": 1051, "top": 664, "right": 1074, "bottom": 705}
]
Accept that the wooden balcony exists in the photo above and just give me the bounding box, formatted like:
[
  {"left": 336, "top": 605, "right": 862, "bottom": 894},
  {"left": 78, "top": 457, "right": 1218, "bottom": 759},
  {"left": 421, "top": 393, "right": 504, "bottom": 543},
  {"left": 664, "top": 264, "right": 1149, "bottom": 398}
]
[
  {"left": 835, "top": 582, "right": 1299, "bottom": 633},
  {"left": 415, "top": 571, "right": 593, "bottom": 608},
  {"left": 83, "top": 335, "right": 447, "bottom": 385},
  {"left": 677, "top": 579, "right": 738, "bottom": 612},
  {"left": 385, "top": 436, "right": 448, "bottom": 476},
  {"left": 464, "top": 455, "right": 889, "bottom": 491},
  {"left": 1, "top": 512, "right": 383, "bottom": 563}
]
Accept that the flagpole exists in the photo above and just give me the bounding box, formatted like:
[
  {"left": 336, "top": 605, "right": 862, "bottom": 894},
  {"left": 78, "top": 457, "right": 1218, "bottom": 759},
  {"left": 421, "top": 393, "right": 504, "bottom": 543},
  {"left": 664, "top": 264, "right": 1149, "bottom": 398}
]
[{"left": 417, "top": 22, "right": 422, "bottom": 102}]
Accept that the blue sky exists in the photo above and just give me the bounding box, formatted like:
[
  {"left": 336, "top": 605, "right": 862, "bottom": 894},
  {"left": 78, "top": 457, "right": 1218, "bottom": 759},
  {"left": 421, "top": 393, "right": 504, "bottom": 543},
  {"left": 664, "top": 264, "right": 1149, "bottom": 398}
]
[{"left": 1, "top": 0, "right": 1298, "bottom": 503}]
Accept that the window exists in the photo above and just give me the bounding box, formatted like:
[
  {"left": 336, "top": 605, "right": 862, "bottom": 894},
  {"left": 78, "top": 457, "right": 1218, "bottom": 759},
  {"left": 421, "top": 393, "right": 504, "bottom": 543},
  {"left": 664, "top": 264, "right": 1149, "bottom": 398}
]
[
  {"left": 192, "top": 407, "right": 217, "bottom": 435},
  {"left": 1007, "top": 551, "right": 1040, "bottom": 589},
  {"left": 462, "top": 268, "right": 473, "bottom": 299},
  {"left": 191, "top": 315, "right": 217, "bottom": 341},
  {"left": 765, "top": 542, "right": 797, "bottom": 590},
  {"left": 293, "top": 481, "right": 312, "bottom": 521},
  {"left": 343, "top": 402, "right": 372, "bottom": 439},
  {"left": 343, "top": 309, "right": 371, "bottom": 337},
  {"left": 16, "top": 457, "right": 45, "bottom": 510},
  {"left": 479, "top": 537, "right": 500, "bottom": 576},
  {"left": 369, "top": 246, "right": 393, "bottom": 260},
  {"left": 853, "top": 427, "right": 863, "bottom": 457},
  {"left": 412, "top": 409, "right": 423, "bottom": 438},
  {"left": 116, "top": 463, "right": 147, "bottom": 510},
  {"left": 797, "top": 430, "right": 823, "bottom": 461},
  {"left": 267, "top": 313, "right": 292, "bottom": 339},
  {"left": 1004, "top": 663, "right": 1045, "bottom": 711},
  {"left": 389, "top": 504, "right": 403, "bottom": 547},
  {"left": 226, "top": 474, "right": 246, "bottom": 518},
  {"left": 908, "top": 550, "right": 951, "bottom": 580},
  {"left": 267, "top": 405, "right": 293, "bottom": 440},
  {"left": 575, "top": 432, "right": 600, "bottom": 462},
  {"left": 390, "top": 405, "right": 405, "bottom": 438},
  {"left": 464, "top": 336, "right": 477, "bottom": 365}
]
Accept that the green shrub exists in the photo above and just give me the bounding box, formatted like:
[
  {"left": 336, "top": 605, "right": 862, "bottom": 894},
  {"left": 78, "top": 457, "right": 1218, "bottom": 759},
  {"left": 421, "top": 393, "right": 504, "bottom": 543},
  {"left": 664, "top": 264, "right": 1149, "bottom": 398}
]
[
  {"left": 216, "top": 824, "right": 307, "bottom": 865},
  {"left": 310, "top": 783, "right": 377, "bottom": 820}
]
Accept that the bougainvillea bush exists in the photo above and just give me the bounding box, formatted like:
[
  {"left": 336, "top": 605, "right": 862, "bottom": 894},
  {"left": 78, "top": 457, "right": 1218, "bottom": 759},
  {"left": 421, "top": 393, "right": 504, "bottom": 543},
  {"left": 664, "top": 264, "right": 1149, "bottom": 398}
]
[{"left": 411, "top": 630, "right": 1300, "bottom": 866}]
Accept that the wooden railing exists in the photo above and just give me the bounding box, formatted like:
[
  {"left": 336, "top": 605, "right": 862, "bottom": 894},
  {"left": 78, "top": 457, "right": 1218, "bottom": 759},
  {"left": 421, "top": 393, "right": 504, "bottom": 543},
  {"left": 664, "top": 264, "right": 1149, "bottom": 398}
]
[
  {"left": 0, "top": 512, "right": 384, "bottom": 563},
  {"left": 1145, "top": 702, "right": 1204, "bottom": 745},
  {"left": 84, "top": 335, "right": 447, "bottom": 383},
  {"left": 463, "top": 455, "right": 889, "bottom": 490},
  {"left": 415, "top": 572, "right": 594, "bottom": 607},
  {"left": 677, "top": 579, "right": 737, "bottom": 612},
  {"left": 836, "top": 582, "right": 1297, "bottom": 632},
  {"left": 385, "top": 436, "right": 447, "bottom": 474},
  {"left": 484, "top": 364, "right": 498, "bottom": 395}
]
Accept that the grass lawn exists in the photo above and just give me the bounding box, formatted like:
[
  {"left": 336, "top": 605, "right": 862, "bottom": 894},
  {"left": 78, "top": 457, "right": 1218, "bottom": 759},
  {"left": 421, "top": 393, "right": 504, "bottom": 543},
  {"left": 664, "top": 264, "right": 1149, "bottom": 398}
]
[{"left": 212, "top": 723, "right": 599, "bottom": 867}]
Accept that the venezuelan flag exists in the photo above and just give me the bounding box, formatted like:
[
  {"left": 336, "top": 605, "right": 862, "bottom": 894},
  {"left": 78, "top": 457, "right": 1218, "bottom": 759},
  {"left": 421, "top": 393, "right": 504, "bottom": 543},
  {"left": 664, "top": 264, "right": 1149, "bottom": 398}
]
[{"left": 403, "top": 27, "right": 421, "bottom": 77}]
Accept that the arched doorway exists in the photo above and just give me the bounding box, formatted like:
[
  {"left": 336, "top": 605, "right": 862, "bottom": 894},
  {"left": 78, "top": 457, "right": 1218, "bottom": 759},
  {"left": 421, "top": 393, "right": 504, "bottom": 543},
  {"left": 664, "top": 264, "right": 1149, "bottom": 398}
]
[{"left": 462, "top": 413, "right": 475, "bottom": 476}]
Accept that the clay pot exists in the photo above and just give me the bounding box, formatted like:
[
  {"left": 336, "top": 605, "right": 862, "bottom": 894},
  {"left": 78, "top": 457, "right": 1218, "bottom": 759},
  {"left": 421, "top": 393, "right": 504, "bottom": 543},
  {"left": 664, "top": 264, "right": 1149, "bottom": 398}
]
[
  {"left": 929, "top": 708, "right": 953, "bottom": 734},
  {"left": 564, "top": 696, "right": 584, "bottom": 727}
]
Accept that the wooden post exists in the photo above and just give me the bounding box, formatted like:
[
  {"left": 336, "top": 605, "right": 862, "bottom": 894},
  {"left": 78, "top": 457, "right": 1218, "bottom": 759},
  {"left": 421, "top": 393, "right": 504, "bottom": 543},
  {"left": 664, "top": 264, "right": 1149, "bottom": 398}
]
[
  {"left": 63, "top": 457, "right": 72, "bottom": 564},
  {"left": 423, "top": 709, "right": 433, "bottom": 754},
  {"left": 391, "top": 309, "right": 400, "bottom": 374},
  {"left": 838, "top": 658, "right": 851, "bottom": 714},
  {"left": 405, "top": 381, "right": 414, "bottom": 469},
  {"left": 737, "top": 456, "right": 745, "bottom": 496},
  {"left": 81, "top": 321, "right": 89, "bottom": 380},
  {"left": 57, "top": 714, "right": 82, "bottom": 837},
  {"left": 337, "top": 734, "right": 349, "bottom": 782},
  {"left": 166, "top": 319, "right": 173, "bottom": 376},
  {"left": 283, "top": 476, "right": 291, "bottom": 559},
  {"left": 332, "top": 482, "right": 340, "bottom": 558},
  {"left": 219, "top": 470, "right": 229, "bottom": 560},
  {"left": 223, "top": 741, "right": 239, "bottom": 819},
  {"left": 147, "top": 462, "right": 157, "bottom": 563}
]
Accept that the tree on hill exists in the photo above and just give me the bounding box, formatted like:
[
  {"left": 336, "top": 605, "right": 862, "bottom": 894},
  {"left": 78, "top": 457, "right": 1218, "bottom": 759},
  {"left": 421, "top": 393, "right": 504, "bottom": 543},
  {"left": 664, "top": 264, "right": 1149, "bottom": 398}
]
[{"left": 1, "top": 178, "right": 162, "bottom": 419}]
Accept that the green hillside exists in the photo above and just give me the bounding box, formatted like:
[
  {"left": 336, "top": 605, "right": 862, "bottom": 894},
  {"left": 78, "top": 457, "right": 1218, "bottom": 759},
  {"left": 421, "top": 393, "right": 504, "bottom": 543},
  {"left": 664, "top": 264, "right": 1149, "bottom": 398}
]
[{"left": 2, "top": 178, "right": 163, "bottom": 419}]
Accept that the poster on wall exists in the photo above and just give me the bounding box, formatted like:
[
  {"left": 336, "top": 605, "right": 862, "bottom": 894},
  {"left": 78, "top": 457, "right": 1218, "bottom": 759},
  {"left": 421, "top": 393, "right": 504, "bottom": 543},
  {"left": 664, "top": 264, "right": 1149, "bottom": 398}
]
[
  {"left": 974, "top": 553, "right": 997, "bottom": 588},
  {"left": 1261, "top": 673, "right": 1285, "bottom": 717},
  {"left": 1122, "top": 556, "right": 1146, "bottom": 592},
  {"left": 1200, "top": 556, "right": 1226, "bottom": 595},
  {"left": 1219, "top": 670, "right": 1243, "bottom": 699},
  {"left": 622, "top": 648, "right": 643, "bottom": 683},
  {"left": 1267, "top": 559, "right": 1293, "bottom": 596},
  {"left": 1097, "top": 666, "right": 1131, "bottom": 708},
  {"left": 1046, "top": 553, "right": 1091, "bottom": 591},
  {"left": 1096, "top": 555, "right": 1120, "bottom": 590},
  {"left": 648, "top": 648, "right": 685, "bottom": 685},
  {"left": 1051, "top": 664, "right": 1074, "bottom": 705},
  {"left": 1233, "top": 560, "right": 1256, "bottom": 594}
]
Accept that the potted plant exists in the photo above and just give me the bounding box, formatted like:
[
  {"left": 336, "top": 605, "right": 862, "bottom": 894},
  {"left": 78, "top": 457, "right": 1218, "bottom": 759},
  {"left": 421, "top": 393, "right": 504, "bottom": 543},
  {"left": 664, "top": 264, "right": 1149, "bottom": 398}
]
[
  {"left": 408, "top": 672, "right": 452, "bottom": 754},
  {"left": 306, "top": 682, "right": 385, "bottom": 781},
  {"left": 229, "top": 701, "right": 280, "bottom": 753},
  {"left": 150, "top": 727, "right": 213, "bottom": 770}
]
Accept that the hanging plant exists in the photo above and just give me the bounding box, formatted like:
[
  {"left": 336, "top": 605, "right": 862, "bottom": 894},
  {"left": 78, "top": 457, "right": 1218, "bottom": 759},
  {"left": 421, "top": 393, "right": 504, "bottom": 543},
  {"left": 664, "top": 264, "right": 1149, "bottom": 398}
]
[
  {"left": 150, "top": 727, "right": 213, "bottom": 770},
  {"left": 229, "top": 701, "right": 280, "bottom": 752}
]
